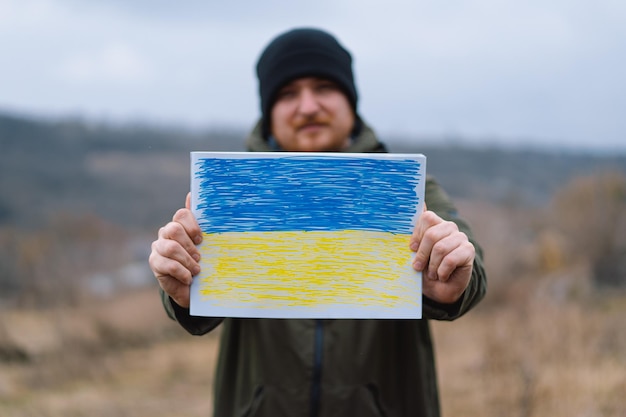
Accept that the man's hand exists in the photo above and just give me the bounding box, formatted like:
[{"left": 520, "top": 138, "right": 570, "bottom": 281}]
[
  {"left": 148, "top": 193, "right": 203, "bottom": 308},
  {"left": 410, "top": 209, "right": 475, "bottom": 304}
]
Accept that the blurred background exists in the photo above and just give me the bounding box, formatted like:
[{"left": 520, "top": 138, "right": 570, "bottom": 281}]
[{"left": 1, "top": 1, "right": 625, "bottom": 416}]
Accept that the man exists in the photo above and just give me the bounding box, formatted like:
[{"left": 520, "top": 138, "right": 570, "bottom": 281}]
[{"left": 149, "top": 27, "right": 487, "bottom": 417}]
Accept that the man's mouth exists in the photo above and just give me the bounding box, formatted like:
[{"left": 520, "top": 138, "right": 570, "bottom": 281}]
[{"left": 297, "top": 122, "right": 326, "bottom": 132}]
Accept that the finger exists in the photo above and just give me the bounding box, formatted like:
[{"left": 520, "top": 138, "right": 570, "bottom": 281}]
[
  {"left": 411, "top": 214, "right": 456, "bottom": 271},
  {"left": 422, "top": 234, "right": 461, "bottom": 280},
  {"left": 172, "top": 208, "right": 203, "bottom": 245},
  {"left": 185, "top": 192, "right": 192, "bottom": 210},
  {"left": 410, "top": 210, "right": 440, "bottom": 253},
  {"left": 427, "top": 235, "right": 473, "bottom": 281},
  {"left": 149, "top": 239, "right": 196, "bottom": 308},
  {"left": 151, "top": 253, "right": 195, "bottom": 285},
  {"left": 150, "top": 238, "right": 200, "bottom": 284},
  {"left": 159, "top": 217, "right": 201, "bottom": 259},
  {"left": 434, "top": 241, "right": 475, "bottom": 282},
  {"left": 421, "top": 269, "right": 470, "bottom": 304},
  {"left": 156, "top": 275, "right": 191, "bottom": 308}
]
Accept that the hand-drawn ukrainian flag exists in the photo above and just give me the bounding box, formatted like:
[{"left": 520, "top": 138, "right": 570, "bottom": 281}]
[{"left": 190, "top": 152, "right": 426, "bottom": 319}]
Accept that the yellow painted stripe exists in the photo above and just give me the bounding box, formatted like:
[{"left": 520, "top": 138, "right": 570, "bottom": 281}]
[{"left": 196, "top": 230, "right": 420, "bottom": 311}]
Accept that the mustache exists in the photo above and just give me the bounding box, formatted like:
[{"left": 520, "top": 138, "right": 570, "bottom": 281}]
[{"left": 295, "top": 115, "right": 330, "bottom": 129}]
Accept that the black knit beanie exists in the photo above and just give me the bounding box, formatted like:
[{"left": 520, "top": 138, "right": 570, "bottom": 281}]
[{"left": 256, "top": 28, "right": 358, "bottom": 139}]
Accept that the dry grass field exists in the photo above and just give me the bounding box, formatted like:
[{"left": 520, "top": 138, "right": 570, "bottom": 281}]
[
  {"left": 434, "top": 286, "right": 626, "bottom": 417},
  {"left": 0, "top": 276, "right": 626, "bottom": 417},
  {"left": 1, "top": 283, "right": 624, "bottom": 417},
  {"left": 0, "top": 289, "right": 220, "bottom": 417}
]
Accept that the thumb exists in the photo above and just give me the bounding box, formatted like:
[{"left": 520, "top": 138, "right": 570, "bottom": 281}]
[{"left": 185, "top": 192, "right": 192, "bottom": 210}]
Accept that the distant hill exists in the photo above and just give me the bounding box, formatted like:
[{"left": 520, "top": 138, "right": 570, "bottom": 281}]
[
  {"left": 389, "top": 140, "right": 626, "bottom": 206},
  {"left": 0, "top": 112, "right": 247, "bottom": 230},
  {"left": 1, "top": 112, "right": 625, "bottom": 230}
]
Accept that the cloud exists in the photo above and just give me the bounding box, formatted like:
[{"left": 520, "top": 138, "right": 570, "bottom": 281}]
[{"left": 55, "top": 44, "right": 155, "bottom": 85}]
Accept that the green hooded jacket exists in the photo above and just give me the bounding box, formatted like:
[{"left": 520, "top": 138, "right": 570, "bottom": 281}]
[{"left": 161, "top": 121, "right": 487, "bottom": 417}]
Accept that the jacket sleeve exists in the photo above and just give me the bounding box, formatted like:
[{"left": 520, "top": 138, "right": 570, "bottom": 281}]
[
  {"left": 160, "top": 288, "right": 224, "bottom": 335},
  {"left": 421, "top": 176, "right": 487, "bottom": 320}
]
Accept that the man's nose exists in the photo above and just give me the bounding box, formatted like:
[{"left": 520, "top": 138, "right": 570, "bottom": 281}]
[{"left": 297, "top": 88, "right": 321, "bottom": 115}]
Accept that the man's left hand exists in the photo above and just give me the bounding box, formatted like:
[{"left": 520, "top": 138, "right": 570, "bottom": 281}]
[{"left": 410, "top": 210, "right": 475, "bottom": 304}]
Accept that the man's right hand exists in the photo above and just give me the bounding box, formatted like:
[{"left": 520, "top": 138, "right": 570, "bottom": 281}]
[{"left": 148, "top": 193, "right": 203, "bottom": 308}]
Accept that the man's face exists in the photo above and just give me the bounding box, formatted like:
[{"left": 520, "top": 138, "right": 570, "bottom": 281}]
[{"left": 270, "top": 77, "right": 355, "bottom": 152}]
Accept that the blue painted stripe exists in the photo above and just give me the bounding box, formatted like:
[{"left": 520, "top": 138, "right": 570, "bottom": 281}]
[{"left": 194, "top": 156, "right": 422, "bottom": 234}]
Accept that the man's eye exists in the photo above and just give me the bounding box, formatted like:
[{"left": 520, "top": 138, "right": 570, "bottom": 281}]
[
  {"left": 317, "top": 83, "right": 337, "bottom": 92},
  {"left": 276, "top": 89, "right": 296, "bottom": 100}
]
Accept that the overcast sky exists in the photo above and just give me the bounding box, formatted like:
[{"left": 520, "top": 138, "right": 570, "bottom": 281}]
[{"left": 1, "top": 0, "right": 625, "bottom": 151}]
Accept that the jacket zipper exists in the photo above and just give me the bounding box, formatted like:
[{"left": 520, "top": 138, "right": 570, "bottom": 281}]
[{"left": 310, "top": 319, "right": 324, "bottom": 417}]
